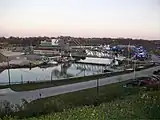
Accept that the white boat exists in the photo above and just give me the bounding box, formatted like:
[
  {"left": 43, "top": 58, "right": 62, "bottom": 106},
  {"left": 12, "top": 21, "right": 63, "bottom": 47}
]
[{"left": 48, "top": 61, "right": 58, "bottom": 64}]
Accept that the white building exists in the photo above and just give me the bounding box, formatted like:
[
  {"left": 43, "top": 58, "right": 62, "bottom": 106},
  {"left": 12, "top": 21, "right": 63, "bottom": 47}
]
[
  {"left": 40, "top": 39, "right": 59, "bottom": 47},
  {"left": 51, "top": 39, "right": 59, "bottom": 46},
  {"left": 40, "top": 40, "right": 52, "bottom": 46}
]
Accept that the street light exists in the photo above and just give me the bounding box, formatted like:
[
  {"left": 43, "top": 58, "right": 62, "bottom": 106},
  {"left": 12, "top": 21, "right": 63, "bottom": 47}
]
[
  {"left": 127, "top": 42, "right": 130, "bottom": 65},
  {"left": 51, "top": 71, "right": 53, "bottom": 81},
  {"left": 133, "top": 60, "right": 136, "bottom": 80},
  {"left": 21, "top": 74, "right": 23, "bottom": 84},
  {"left": 7, "top": 57, "right": 11, "bottom": 85},
  {"left": 97, "top": 78, "right": 99, "bottom": 97}
]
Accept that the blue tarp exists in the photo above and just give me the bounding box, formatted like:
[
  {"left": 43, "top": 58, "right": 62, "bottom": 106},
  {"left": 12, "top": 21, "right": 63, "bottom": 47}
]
[{"left": 132, "top": 46, "right": 148, "bottom": 60}]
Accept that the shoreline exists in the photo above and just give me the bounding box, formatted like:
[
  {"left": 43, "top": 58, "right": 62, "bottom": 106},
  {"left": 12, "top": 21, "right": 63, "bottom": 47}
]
[{"left": 0, "top": 62, "right": 58, "bottom": 70}]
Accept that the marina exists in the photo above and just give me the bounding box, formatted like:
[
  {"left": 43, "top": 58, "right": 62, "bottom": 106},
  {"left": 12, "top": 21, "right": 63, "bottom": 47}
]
[{"left": 0, "top": 38, "right": 155, "bottom": 86}]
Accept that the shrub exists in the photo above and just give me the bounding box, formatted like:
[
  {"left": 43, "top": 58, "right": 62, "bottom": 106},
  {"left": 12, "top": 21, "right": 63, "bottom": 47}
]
[{"left": 0, "top": 100, "right": 14, "bottom": 117}]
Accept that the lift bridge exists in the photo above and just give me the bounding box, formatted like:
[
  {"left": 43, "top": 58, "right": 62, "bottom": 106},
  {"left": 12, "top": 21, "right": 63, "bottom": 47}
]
[{"left": 85, "top": 49, "right": 114, "bottom": 58}]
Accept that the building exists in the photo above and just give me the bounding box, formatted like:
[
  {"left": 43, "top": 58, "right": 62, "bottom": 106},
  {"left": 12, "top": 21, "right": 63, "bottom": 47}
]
[
  {"left": 34, "top": 39, "right": 60, "bottom": 56},
  {"left": 40, "top": 39, "right": 59, "bottom": 47}
]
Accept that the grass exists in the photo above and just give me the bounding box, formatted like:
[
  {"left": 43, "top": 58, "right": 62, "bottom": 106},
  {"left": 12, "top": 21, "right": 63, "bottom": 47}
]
[
  {"left": 151, "top": 49, "right": 160, "bottom": 56},
  {"left": 4, "top": 80, "right": 142, "bottom": 118},
  {"left": 0, "top": 64, "right": 156, "bottom": 91},
  {"left": 28, "top": 90, "right": 160, "bottom": 120},
  {"left": 1, "top": 86, "right": 160, "bottom": 120}
]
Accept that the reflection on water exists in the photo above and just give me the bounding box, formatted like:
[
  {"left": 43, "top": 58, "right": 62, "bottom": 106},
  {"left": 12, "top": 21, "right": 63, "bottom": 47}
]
[
  {"left": 51, "top": 62, "right": 73, "bottom": 79},
  {"left": 0, "top": 62, "right": 107, "bottom": 84}
]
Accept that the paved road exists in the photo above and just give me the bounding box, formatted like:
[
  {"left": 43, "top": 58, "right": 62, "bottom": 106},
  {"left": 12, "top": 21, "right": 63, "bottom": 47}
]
[{"left": 0, "top": 66, "right": 159, "bottom": 105}]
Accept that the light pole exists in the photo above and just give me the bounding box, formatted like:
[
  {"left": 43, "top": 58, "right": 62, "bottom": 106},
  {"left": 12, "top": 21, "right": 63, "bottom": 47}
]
[
  {"left": 21, "top": 74, "right": 23, "bottom": 84},
  {"left": 51, "top": 71, "right": 53, "bottom": 81},
  {"left": 97, "top": 78, "right": 99, "bottom": 97},
  {"left": 7, "top": 57, "right": 11, "bottom": 85},
  {"left": 127, "top": 43, "right": 130, "bottom": 65},
  {"left": 133, "top": 60, "right": 136, "bottom": 80}
]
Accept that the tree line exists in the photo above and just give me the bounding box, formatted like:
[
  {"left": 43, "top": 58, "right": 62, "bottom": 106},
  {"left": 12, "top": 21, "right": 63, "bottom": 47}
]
[{"left": 0, "top": 36, "right": 159, "bottom": 51}]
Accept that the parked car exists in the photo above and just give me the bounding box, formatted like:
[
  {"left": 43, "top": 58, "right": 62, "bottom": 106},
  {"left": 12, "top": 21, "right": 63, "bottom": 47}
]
[
  {"left": 125, "top": 77, "right": 149, "bottom": 87},
  {"left": 140, "top": 78, "right": 158, "bottom": 86},
  {"left": 125, "top": 76, "right": 160, "bottom": 88}
]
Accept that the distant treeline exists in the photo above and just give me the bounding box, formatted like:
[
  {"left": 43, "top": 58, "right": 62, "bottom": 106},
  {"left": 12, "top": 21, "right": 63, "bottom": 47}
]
[
  {"left": 0, "top": 36, "right": 52, "bottom": 47},
  {"left": 0, "top": 36, "right": 159, "bottom": 51}
]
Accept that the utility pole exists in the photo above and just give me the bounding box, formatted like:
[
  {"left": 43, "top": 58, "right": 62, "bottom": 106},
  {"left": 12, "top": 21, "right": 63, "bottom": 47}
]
[
  {"left": 134, "top": 60, "right": 136, "bottom": 80},
  {"left": 97, "top": 78, "right": 99, "bottom": 97},
  {"left": 7, "top": 57, "right": 11, "bottom": 85},
  {"left": 51, "top": 71, "right": 52, "bottom": 81},
  {"left": 21, "top": 74, "right": 23, "bottom": 84},
  {"left": 128, "top": 42, "right": 130, "bottom": 65}
]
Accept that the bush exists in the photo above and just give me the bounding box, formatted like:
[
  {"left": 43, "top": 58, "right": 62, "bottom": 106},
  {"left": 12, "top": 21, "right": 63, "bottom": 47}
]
[
  {"left": 0, "top": 100, "right": 14, "bottom": 117},
  {"left": 14, "top": 98, "right": 66, "bottom": 118}
]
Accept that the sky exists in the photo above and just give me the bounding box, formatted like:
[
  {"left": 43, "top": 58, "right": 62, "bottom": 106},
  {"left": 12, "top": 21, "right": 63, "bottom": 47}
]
[{"left": 0, "top": 0, "right": 160, "bottom": 40}]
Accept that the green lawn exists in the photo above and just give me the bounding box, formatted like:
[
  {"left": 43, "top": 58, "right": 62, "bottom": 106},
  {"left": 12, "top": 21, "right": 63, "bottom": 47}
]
[
  {"left": 29, "top": 90, "right": 160, "bottom": 120},
  {"left": 0, "top": 80, "right": 143, "bottom": 118}
]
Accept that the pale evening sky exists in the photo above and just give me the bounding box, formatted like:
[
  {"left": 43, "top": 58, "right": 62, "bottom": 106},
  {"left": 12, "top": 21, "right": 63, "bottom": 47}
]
[{"left": 0, "top": 0, "right": 160, "bottom": 40}]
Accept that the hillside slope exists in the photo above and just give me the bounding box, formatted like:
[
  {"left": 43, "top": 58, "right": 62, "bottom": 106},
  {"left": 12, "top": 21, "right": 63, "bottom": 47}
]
[{"left": 2, "top": 90, "right": 160, "bottom": 120}]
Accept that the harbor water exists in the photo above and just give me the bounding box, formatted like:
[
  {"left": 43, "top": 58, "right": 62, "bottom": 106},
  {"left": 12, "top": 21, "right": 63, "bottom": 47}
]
[{"left": 0, "top": 62, "right": 108, "bottom": 85}]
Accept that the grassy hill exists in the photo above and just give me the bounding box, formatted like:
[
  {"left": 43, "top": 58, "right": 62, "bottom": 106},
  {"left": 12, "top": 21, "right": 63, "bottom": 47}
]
[{"left": 1, "top": 89, "right": 160, "bottom": 120}]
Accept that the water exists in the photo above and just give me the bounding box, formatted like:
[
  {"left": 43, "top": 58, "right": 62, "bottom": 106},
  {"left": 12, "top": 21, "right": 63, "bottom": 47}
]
[{"left": 0, "top": 63, "right": 107, "bottom": 85}]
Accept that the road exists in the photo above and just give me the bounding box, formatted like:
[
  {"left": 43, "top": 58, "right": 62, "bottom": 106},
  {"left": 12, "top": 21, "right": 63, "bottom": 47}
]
[{"left": 0, "top": 66, "right": 159, "bottom": 105}]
